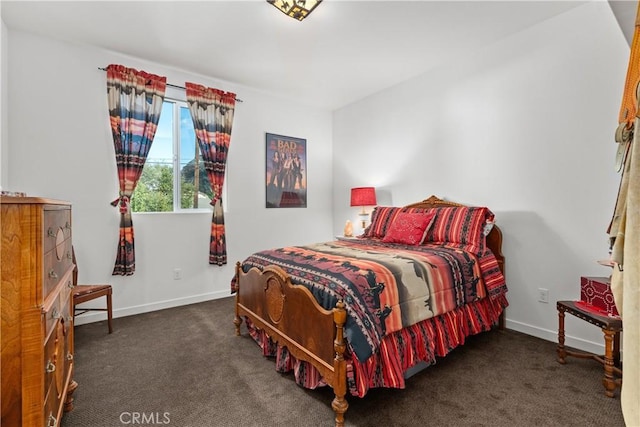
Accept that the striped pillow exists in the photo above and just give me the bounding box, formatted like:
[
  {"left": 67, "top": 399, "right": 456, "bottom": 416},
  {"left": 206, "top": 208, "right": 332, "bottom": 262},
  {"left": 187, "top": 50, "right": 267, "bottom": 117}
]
[
  {"left": 425, "top": 206, "right": 494, "bottom": 248},
  {"left": 362, "top": 207, "right": 398, "bottom": 238}
]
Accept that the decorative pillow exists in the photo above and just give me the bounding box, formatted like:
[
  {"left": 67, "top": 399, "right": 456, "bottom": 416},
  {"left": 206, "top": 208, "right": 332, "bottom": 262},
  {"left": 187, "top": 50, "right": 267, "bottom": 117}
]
[
  {"left": 424, "top": 206, "right": 494, "bottom": 248},
  {"left": 382, "top": 212, "right": 437, "bottom": 245},
  {"left": 363, "top": 206, "right": 401, "bottom": 238},
  {"left": 363, "top": 206, "right": 435, "bottom": 238}
]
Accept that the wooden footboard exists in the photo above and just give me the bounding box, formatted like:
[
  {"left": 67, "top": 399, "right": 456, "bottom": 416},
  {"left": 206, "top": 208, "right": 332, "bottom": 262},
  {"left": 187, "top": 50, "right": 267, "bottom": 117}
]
[{"left": 234, "top": 263, "right": 348, "bottom": 427}]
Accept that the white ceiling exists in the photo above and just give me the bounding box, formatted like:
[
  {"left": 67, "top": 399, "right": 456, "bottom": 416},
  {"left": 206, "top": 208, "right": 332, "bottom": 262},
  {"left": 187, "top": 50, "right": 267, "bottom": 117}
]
[{"left": 0, "top": 1, "right": 631, "bottom": 110}]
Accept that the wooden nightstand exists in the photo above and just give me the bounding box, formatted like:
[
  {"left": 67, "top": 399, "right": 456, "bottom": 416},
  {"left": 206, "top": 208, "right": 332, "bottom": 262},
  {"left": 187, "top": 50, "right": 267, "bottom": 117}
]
[
  {"left": 335, "top": 236, "right": 361, "bottom": 242},
  {"left": 556, "top": 300, "right": 622, "bottom": 397}
]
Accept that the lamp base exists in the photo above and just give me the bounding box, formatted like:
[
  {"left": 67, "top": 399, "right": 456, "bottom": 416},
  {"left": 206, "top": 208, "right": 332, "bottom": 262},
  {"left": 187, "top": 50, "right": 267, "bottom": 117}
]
[{"left": 358, "top": 211, "right": 369, "bottom": 230}]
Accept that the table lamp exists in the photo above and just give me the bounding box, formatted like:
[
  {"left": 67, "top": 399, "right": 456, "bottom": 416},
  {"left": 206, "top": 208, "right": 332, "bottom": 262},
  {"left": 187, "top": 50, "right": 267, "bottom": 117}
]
[{"left": 350, "top": 187, "right": 377, "bottom": 229}]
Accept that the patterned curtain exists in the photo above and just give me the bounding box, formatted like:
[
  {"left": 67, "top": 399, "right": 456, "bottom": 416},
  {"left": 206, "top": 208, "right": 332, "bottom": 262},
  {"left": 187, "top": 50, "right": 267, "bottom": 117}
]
[
  {"left": 106, "top": 64, "right": 167, "bottom": 276},
  {"left": 608, "top": 3, "right": 640, "bottom": 424},
  {"left": 185, "top": 83, "right": 236, "bottom": 265}
]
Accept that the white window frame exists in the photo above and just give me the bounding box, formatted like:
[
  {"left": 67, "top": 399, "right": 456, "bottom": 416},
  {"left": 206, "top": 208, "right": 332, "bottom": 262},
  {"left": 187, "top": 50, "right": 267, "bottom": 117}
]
[{"left": 132, "top": 95, "right": 227, "bottom": 214}]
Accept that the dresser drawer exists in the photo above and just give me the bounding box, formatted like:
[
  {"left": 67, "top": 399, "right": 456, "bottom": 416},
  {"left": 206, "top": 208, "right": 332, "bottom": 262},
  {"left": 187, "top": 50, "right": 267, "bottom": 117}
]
[
  {"left": 43, "top": 245, "right": 73, "bottom": 299},
  {"left": 43, "top": 318, "right": 65, "bottom": 414},
  {"left": 43, "top": 391, "right": 61, "bottom": 427},
  {"left": 43, "top": 207, "right": 71, "bottom": 255},
  {"left": 43, "top": 268, "right": 74, "bottom": 341},
  {"left": 44, "top": 375, "right": 64, "bottom": 427},
  {"left": 43, "top": 315, "right": 73, "bottom": 427},
  {"left": 63, "top": 315, "right": 74, "bottom": 394}
]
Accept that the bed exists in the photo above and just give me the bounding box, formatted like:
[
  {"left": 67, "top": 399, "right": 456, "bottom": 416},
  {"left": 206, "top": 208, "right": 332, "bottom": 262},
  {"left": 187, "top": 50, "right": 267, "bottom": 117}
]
[{"left": 231, "top": 195, "right": 508, "bottom": 426}]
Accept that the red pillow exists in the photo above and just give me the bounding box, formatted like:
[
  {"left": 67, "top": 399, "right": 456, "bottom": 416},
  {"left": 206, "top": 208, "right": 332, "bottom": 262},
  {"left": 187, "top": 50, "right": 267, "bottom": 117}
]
[
  {"left": 363, "top": 206, "right": 435, "bottom": 238},
  {"left": 382, "top": 212, "right": 437, "bottom": 245}
]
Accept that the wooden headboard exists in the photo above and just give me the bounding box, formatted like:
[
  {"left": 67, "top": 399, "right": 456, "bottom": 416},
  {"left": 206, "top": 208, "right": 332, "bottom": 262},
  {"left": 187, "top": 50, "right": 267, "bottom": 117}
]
[{"left": 403, "top": 195, "right": 504, "bottom": 274}]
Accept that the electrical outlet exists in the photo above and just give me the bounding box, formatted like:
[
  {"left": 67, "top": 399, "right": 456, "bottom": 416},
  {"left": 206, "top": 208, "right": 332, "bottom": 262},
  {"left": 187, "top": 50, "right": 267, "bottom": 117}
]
[
  {"left": 538, "top": 288, "right": 549, "bottom": 303},
  {"left": 173, "top": 268, "right": 182, "bottom": 280}
]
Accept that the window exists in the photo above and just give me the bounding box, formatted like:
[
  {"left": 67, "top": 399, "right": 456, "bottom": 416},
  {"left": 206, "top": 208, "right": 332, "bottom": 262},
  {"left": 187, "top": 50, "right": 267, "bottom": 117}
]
[{"left": 131, "top": 99, "right": 215, "bottom": 213}]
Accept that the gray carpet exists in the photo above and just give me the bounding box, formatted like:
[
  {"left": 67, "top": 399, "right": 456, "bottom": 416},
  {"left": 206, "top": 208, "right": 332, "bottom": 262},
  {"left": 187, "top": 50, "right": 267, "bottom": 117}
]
[{"left": 61, "top": 297, "right": 625, "bottom": 427}]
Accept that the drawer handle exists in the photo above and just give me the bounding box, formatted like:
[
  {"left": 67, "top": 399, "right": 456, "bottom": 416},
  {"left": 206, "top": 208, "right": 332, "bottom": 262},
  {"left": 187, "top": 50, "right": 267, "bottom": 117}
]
[
  {"left": 47, "top": 228, "right": 56, "bottom": 238},
  {"left": 51, "top": 308, "right": 60, "bottom": 320},
  {"left": 45, "top": 360, "right": 56, "bottom": 373},
  {"left": 66, "top": 315, "right": 73, "bottom": 322},
  {"left": 47, "top": 413, "right": 57, "bottom": 427},
  {"left": 65, "top": 221, "right": 71, "bottom": 230},
  {"left": 67, "top": 280, "right": 74, "bottom": 289},
  {"left": 67, "top": 251, "right": 72, "bottom": 260},
  {"left": 67, "top": 353, "right": 74, "bottom": 361},
  {"left": 49, "top": 270, "right": 58, "bottom": 279}
]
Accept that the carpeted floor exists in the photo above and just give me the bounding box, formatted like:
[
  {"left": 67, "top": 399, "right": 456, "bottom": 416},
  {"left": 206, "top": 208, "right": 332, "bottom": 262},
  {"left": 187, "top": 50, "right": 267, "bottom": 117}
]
[{"left": 61, "top": 297, "right": 625, "bottom": 427}]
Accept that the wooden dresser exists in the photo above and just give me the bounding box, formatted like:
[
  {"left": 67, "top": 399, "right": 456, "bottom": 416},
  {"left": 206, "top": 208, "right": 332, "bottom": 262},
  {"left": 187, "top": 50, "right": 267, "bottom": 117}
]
[{"left": 1, "top": 196, "right": 77, "bottom": 427}]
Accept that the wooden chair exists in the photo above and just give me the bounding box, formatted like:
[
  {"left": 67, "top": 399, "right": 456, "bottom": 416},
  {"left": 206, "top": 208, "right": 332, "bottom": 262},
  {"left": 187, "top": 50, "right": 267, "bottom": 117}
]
[{"left": 72, "top": 247, "right": 113, "bottom": 333}]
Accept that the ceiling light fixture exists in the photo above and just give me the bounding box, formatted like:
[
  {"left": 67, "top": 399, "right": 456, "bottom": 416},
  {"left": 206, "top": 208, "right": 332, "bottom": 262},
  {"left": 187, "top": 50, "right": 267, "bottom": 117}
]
[{"left": 267, "top": 0, "right": 322, "bottom": 21}]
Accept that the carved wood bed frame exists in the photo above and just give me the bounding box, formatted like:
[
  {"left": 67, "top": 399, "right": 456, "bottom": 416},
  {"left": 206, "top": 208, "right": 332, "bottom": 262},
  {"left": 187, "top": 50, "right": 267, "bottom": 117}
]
[{"left": 233, "top": 195, "right": 505, "bottom": 426}]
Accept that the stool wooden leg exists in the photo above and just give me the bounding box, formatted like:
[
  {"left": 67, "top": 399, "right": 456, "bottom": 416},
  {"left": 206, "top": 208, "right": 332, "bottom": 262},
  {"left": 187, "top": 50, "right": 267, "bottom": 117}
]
[
  {"left": 106, "top": 293, "right": 113, "bottom": 334},
  {"left": 602, "top": 328, "right": 617, "bottom": 397},
  {"left": 557, "top": 309, "right": 567, "bottom": 364},
  {"left": 613, "top": 331, "right": 621, "bottom": 368}
]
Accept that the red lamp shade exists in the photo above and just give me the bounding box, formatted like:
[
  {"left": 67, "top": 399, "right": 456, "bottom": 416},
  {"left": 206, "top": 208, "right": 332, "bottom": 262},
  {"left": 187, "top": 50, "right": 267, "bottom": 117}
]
[{"left": 350, "top": 187, "right": 377, "bottom": 207}]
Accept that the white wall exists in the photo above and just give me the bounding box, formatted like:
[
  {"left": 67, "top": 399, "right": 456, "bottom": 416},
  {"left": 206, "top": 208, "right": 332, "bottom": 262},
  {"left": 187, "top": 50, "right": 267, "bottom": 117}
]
[
  {"left": 1, "top": 19, "right": 7, "bottom": 188},
  {"left": 3, "top": 30, "right": 334, "bottom": 323},
  {"left": 333, "top": 2, "right": 629, "bottom": 353}
]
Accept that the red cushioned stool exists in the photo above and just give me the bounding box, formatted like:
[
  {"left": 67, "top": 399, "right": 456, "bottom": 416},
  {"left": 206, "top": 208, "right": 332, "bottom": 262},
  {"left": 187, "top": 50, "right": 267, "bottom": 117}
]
[{"left": 556, "top": 300, "right": 622, "bottom": 397}]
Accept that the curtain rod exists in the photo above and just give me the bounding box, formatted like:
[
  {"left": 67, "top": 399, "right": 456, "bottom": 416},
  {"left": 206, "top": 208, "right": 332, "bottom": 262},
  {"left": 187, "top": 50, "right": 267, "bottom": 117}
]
[{"left": 98, "top": 67, "right": 243, "bottom": 103}]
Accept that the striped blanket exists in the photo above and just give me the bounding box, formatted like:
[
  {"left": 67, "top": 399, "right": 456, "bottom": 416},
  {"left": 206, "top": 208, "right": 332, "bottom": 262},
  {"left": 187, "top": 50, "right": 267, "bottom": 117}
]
[{"left": 237, "top": 238, "right": 507, "bottom": 362}]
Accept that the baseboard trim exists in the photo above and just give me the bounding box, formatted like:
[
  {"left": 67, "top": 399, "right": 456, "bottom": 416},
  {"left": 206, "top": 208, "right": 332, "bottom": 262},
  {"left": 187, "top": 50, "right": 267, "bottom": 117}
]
[
  {"left": 73, "top": 290, "right": 232, "bottom": 326},
  {"left": 505, "top": 318, "right": 604, "bottom": 355}
]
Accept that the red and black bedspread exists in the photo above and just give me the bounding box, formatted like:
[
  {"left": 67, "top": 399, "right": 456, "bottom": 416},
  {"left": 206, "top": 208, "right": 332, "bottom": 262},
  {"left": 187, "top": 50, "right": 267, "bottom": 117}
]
[{"left": 235, "top": 238, "right": 507, "bottom": 362}]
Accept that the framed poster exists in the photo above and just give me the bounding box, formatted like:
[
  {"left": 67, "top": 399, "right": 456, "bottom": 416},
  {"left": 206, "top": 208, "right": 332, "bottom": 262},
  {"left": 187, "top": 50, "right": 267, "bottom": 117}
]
[{"left": 265, "top": 133, "right": 307, "bottom": 208}]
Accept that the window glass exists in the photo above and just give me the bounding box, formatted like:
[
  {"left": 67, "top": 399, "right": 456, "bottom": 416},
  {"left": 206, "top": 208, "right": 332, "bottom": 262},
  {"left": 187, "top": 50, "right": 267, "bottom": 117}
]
[
  {"left": 179, "top": 106, "right": 212, "bottom": 209},
  {"left": 130, "top": 100, "right": 214, "bottom": 213}
]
